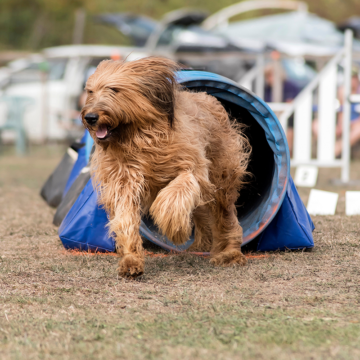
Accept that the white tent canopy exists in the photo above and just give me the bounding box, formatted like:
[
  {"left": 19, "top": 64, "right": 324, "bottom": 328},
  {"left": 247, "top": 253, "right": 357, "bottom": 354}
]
[{"left": 214, "top": 11, "right": 360, "bottom": 56}]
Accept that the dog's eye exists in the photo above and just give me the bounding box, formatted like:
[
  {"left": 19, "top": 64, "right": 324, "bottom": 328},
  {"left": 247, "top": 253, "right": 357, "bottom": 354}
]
[
  {"left": 88, "top": 90, "right": 93, "bottom": 94},
  {"left": 110, "top": 88, "right": 118, "bottom": 93}
]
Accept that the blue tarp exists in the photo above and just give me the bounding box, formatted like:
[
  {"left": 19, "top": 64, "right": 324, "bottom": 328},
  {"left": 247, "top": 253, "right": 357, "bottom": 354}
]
[
  {"left": 257, "top": 176, "right": 314, "bottom": 251},
  {"left": 63, "top": 130, "right": 93, "bottom": 196},
  {"left": 59, "top": 70, "right": 314, "bottom": 253},
  {"left": 59, "top": 174, "right": 314, "bottom": 253}
]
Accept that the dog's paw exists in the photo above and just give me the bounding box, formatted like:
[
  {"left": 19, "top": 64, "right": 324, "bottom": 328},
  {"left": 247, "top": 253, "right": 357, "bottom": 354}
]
[
  {"left": 210, "top": 249, "right": 247, "bottom": 267},
  {"left": 118, "top": 254, "right": 144, "bottom": 278},
  {"left": 149, "top": 172, "right": 200, "bottom": 245},
  {"left": 169, "top": 225, "right": 193, "bottom": 245},
  {"left": 150, "top": 197, "right": 192, "bottom": 245}
]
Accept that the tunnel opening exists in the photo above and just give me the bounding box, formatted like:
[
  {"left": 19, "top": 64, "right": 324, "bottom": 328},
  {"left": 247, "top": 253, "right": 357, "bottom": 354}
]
[
  {"left": 215, "top": 97, "right": 275, "bottom": 224},
  {"left": 183, "top": 86, "right": 276, "bottom": 239},
  {"left": 141, "top": 71, "right": 288, "bottom": 251},
  {"left": 141, "top": 85, "right": 279, "bottom": 250}
]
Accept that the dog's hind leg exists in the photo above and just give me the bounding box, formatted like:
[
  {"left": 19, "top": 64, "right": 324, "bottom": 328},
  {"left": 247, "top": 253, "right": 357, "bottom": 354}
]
[
  {"left": 209, "top": 189, "right": 247, "bottom": 267},
  {"left": 149, "top": 172, "right": 201, "bottom": 245},
  {"left": 188, "top": 205, "right": 213, "bottom": 252}
]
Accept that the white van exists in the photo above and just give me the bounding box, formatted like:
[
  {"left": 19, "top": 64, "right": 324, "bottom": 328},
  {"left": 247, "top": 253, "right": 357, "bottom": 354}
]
[{"left": 0, "top": 45, "right": 146, "bottom": 142}]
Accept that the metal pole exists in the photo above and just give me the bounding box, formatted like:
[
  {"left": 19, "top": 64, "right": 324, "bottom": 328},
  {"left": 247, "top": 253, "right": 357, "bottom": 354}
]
[
  {"left": 39, "top": 62, "right": 49, "bottom": 143},
  {"left": 255, "top": 53, "right": 265, "bottom": 99},
  {"left": 272, "top": 55, "right": 283, "bottom": 102},
  {"left": 73, "top": 9, "right": 86, "bottom": 45},
  {"left": 341, "top": 29, "right": 353, "bottom": 183}
]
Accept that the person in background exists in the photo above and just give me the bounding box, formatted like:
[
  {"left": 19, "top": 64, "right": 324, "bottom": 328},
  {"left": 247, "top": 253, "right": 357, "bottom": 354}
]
[
  {"left": 70, "top": 66, "right": 97, "bottom": 127},
  {"left": 264, "top": 63, "right": 301, "bottom": 155},
  {"left": 334, "top": 69, "right": 360, "bottom": 157}
]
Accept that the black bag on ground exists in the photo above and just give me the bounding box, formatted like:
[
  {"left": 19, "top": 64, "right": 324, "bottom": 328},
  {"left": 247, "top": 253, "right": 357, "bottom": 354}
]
[
  {"left": 53, "top": 167, "right": 91, "bottom": 226},
  {"left": 40, "top": 142, "right": 84, "bottom": 208}
]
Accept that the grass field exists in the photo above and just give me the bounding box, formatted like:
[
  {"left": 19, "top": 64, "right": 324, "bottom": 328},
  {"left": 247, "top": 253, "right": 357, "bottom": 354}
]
[{"left": 0, "top": 146, "right": 360, "bottom": 360}]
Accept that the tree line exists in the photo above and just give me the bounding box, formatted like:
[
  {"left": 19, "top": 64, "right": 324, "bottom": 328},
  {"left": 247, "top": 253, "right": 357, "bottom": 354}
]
[{"left": 0, "top": 0, "right": 359, "bottom": 51}]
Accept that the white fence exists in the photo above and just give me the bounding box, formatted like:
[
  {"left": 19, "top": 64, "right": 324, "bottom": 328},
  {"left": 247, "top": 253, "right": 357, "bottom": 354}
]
[{"left": 239, "top": 30, "right": 357, "bottom": 183}]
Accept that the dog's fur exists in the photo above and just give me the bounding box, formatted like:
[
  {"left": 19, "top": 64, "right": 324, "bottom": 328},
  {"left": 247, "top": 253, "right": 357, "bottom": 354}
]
[{"left": 81, "top": 57, "right": 251, "bottom": 277}]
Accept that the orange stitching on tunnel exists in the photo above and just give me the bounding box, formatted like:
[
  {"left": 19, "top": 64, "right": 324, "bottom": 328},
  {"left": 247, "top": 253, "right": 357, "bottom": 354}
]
[{"left": 61, "top": 249, "right": 269, "bottom": 259}]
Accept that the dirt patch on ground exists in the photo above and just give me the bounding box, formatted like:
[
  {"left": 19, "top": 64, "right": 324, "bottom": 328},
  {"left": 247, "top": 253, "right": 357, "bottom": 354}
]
[{"left": 0, "top": 146, "right": 360, "bottom": 359}]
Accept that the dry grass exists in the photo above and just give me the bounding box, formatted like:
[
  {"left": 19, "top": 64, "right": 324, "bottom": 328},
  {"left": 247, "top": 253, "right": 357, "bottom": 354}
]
[{"left": 0, "top": 145, "right": 360, "bottom": 360}]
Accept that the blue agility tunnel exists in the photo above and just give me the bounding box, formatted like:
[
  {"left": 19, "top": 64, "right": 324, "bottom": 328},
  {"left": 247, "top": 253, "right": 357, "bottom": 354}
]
[{"left": 57, "top": 70, "right": 314, "bottom": 253}]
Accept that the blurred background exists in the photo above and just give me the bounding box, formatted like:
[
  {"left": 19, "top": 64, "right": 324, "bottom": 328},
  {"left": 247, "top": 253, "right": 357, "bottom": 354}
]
[
  {"left": 1, "top": 0, "right": 359, "bottom": 52},
  {"left": 0, "top": 0, "right": 360, "bottom": 171}
]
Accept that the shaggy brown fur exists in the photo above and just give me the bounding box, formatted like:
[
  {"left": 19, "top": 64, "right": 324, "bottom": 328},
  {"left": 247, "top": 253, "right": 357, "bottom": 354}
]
[{"left": 81, "top": 57, "right": 251, "bottom": 277}]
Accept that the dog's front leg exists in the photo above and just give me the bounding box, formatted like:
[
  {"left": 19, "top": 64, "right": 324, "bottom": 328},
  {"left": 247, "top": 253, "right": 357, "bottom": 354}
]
[
  {"left": 149, "top": 172, "right": 201, "bottom": 245},
  {"left": 109, "top": 191, "right": 144, "bottom": 278}
]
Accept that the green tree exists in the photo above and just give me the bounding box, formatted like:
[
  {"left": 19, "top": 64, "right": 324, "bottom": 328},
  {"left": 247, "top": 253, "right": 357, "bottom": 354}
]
[{"left": 0, "top": 0, "right": 359, "bottom": 51}]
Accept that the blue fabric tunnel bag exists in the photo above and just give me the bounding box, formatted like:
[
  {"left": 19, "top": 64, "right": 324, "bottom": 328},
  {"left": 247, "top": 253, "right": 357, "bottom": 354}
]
[
  {"left": 63, "top": 130, "right": 93, "bottom": 196},
  {"left": 40, "top": 137, "right": 86, "bottom": 208},
  {"left": 59, "top": 70, "right": 314, "bottom": 253},
  {"left": 53, "top": 130, "right": 93, "bottom": 227}
]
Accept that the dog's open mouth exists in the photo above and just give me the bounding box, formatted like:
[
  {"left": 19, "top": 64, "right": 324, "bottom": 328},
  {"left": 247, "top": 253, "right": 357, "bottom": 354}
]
[{"left": 96, "top": 125, "right": 113, "bottom": 140}]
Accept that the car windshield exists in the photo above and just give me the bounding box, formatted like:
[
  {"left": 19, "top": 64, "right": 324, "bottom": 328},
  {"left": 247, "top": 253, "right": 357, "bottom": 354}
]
[
  {"left": 9, "top": 58, "right": 68, "bottom": 84},
  {"left": 157, "top": 25, "right": 185, "bottom": 47},
  {"left": 48, "top": 58, "right": 68, "bottom": 80}
]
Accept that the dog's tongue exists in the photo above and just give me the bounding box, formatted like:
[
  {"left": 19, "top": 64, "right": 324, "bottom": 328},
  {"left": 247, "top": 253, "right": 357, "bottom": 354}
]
[{"left": 96, "top": 125, "right": 108, "bottom": 139}]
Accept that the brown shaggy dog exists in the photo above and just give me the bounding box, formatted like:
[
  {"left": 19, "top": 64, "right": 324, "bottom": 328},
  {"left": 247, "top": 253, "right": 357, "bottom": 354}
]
[{"left": 81, "top": 57, "right": 251, "bottom": 277}]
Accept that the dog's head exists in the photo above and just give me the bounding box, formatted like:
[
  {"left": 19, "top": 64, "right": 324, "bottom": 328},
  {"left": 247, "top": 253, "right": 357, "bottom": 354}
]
[{"left": 81, "top": 57, "right": 179, "bottom": 147}]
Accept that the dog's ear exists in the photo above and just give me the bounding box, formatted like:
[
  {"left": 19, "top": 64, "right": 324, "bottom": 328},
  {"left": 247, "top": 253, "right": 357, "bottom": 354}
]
[
  {"left": 85, "top": 60, "right": 114, "bottom": 89},
  {"left": 128, "top": 57, "right": 180, "bottom": 127}
]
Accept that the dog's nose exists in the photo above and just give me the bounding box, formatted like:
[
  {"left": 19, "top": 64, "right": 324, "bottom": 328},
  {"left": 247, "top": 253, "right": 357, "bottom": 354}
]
[{"left": 84, "top": 112, "right": 99, "bottom": 125}]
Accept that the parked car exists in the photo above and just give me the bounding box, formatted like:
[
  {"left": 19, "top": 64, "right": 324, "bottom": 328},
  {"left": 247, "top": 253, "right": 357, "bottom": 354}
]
[
  {"left": 96, "top": 9, "right": 254, "bottom": 81},
  {"left": 0, "top": 45, "right": 143, "bottom": 142}
]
